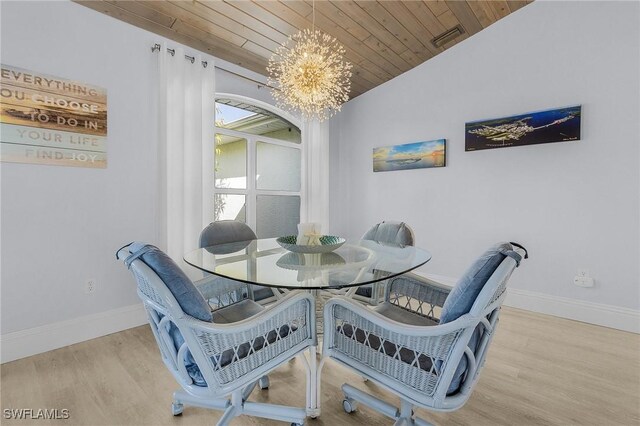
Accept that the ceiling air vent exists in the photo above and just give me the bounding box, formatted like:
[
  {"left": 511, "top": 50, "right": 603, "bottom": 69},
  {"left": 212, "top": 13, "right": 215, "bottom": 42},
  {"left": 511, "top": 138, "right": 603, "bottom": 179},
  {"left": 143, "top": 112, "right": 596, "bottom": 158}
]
[{"left": 431, "top": 25, "right": 465, "bottom": 48}]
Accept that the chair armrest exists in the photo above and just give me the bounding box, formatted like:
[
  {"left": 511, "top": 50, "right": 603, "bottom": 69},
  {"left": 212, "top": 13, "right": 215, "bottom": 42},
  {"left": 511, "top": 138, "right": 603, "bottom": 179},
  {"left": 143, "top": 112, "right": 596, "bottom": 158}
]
[
  {"left": 323, "top": 296, "right": 475, "bottom": 398},
  {"left": 385, "top": 272, "right": 452, "bottom": 314},
  {"left": 182, "top": 291, "right": 316, "bottom": 386},
  {"left": 192, "top": 290, "right": 315, "bottom": 333},
  {"left": 324, "top": 296, "right": 473, "bottom": 339},
  {"left": 401, "top": 272, "right": 454, "bottom": 293},
  {"left": 183, "top": 291, "right": 316, "bottom": 372}
]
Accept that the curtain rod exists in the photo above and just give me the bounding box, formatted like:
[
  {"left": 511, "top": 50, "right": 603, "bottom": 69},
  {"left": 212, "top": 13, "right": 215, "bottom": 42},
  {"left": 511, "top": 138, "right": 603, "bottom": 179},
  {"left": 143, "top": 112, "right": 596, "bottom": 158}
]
[{"left": 151, "top": 43, "right": 277, "bottom": 91}]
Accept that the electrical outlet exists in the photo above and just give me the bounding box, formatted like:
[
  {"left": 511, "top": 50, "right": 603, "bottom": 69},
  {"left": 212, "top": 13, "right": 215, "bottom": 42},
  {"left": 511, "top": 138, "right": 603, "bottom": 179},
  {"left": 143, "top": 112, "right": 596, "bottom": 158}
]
[
  {"left": 573, "top": 270, "right": 594, "bottom": 288},
  {"left": 85, "top": 279, "right": 97, "bottom": 294}
]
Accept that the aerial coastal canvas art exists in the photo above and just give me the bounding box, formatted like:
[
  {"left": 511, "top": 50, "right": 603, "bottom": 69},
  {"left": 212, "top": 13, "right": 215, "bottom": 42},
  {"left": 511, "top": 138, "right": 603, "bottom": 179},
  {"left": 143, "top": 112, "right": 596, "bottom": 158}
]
[
  {"left": 373, "top": 139, "right": 445, "bottom": 172},
  {"left": 465, "top": 105, "right": 581, "bottom": 151}
]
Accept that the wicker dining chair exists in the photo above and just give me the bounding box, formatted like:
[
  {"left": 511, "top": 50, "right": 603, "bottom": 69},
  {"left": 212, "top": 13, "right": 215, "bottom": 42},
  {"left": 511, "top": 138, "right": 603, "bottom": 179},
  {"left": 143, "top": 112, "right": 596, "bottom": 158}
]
[
  {"left": 329, "top": 221, "right": 415, "bottom": 305},
  {"left": 199, "top": 220, "right": 278, "bottom": 304},
  {"left": 117, "top": 242, "right": 316, "bottom": 426},
  {"left": 322, "top": 242, "right": 527, "bottom": 425}
]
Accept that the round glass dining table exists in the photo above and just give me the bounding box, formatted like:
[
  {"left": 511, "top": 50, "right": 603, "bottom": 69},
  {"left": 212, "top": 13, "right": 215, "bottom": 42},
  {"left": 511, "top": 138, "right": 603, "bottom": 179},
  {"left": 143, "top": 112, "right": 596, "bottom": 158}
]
[
  {"left": 183, "top": 237, "right": 432, "bottom": 289},
  {"left": 183, "top": 237, "right": 431, "bottom": 418}
]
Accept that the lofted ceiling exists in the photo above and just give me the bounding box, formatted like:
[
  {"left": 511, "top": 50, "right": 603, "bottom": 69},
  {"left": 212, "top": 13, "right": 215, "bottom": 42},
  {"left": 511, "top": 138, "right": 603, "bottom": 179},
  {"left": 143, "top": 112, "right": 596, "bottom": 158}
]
[{"left": 75, "top": 1, "right": 533, "bottom": 98}]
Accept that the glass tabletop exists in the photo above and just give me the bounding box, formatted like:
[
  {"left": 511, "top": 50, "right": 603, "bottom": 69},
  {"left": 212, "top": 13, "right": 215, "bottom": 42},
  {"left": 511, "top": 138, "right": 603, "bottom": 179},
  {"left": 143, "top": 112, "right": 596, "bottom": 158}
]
[{"left": 184, "top": 238, "right": 431, "bottom": 290}]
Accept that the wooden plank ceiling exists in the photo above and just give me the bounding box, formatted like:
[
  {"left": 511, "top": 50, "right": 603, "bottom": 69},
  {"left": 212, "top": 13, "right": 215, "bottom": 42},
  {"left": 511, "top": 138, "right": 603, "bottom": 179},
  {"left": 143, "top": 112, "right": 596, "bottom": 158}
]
[{"left": 75, "top": 1, "right": 533, "bottom": 98}]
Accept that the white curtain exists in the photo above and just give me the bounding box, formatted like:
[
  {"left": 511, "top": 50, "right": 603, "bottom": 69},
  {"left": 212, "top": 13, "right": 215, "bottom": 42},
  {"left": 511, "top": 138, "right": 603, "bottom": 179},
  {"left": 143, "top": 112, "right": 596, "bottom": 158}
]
[
  {"left": 157, "top": 44, "right": 215, "bottom": 262},
  {"left": 301, "top": 119, "right": 330, "bottom": 231}
]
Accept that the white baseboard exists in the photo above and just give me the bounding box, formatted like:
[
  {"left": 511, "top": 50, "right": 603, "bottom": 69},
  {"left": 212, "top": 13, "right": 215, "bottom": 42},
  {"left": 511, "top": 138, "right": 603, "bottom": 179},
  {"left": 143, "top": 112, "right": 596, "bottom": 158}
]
[
  {"left": 504, "top": 288, "right": 640, "bottom": 334},
  {"left": 421, "top": 273, "right": 639, "bottom": 334},
  {"left": 1, "top": 303, "right": 147, "bottom": 364}
]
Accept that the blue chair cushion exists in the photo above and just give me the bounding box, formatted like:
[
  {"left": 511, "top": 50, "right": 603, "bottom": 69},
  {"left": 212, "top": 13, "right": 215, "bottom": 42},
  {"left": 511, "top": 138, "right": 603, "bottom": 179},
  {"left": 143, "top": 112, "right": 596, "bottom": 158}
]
[
  {"left": 440, "top": 242, "right": 514, "bottom": 324},
  {"left": 128, "top": 242, "right": 212, "bottom": 322},
  {"left": 198, "top": 222, "right": 275, "bottom": 302},
  {"left": 199, "top": 220, "right": 257, "bottom": 249},
  {"left": 362, "top": 221, "right": 414, "bottom": 246},
  {"left": 439, "top": 242, "right": 515, "bottom": 392},
  {"left": 166, "top": 321, "right": 208, "bottom": 386}
]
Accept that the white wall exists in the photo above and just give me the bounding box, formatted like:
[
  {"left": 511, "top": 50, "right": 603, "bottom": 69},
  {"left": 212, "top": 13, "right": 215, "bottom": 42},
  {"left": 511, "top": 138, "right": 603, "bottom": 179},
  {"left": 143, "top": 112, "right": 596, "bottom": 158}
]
[
  {"left": 0, "top": 0, "right": 274, "bottom": 358},
  {"left": 329, "top": 1, "right": 640, "bottom": 318}
]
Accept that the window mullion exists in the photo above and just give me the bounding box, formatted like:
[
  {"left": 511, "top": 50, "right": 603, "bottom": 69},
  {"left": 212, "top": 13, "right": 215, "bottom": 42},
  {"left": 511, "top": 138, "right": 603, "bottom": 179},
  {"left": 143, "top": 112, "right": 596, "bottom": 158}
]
[
  {"left": 213, "top": 188, "right": 248, "bottom": 195},
  {"left": 254, "top": 136, "right": 302, "bottom": 149},
  {"left": 255, "top": 190, "right": 300, "bottom": 197},
  {"left": 247, "top": 135, "right": 257, "bottom": 232}
]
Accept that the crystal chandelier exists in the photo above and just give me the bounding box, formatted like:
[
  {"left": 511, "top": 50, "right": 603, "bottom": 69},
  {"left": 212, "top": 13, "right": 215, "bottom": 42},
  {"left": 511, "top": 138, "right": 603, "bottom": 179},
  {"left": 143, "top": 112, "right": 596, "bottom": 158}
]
[{"left": 267, "top": 2, "right": 352, "bottom": 122}]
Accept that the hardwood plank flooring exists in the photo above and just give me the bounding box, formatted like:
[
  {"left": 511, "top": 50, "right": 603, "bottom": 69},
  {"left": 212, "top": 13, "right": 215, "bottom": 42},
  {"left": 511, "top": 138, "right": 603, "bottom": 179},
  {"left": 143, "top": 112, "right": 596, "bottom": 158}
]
[{"left": 2, "top": 307, "right": 639, "bottom": 425}]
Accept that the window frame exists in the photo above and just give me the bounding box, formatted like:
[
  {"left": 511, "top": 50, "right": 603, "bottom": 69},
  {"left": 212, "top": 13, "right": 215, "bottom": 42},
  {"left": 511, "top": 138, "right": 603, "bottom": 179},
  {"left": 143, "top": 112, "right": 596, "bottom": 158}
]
[{"left": 212, "top": 93, "right": 305, "bottom": 235}]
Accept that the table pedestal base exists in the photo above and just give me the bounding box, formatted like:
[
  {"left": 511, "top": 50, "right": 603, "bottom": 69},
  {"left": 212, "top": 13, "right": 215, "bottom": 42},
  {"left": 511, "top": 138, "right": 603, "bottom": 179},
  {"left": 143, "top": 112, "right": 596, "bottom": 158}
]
[{"left": 302, "top": 346, "right": 325, "bottom": 418}]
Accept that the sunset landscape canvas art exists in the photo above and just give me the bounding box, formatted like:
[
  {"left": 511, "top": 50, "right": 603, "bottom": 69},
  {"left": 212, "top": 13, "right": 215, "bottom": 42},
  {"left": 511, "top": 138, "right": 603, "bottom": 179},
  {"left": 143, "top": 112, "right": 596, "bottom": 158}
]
[{"left": 373, "top": 139, "right": 445, "bottom": 172}]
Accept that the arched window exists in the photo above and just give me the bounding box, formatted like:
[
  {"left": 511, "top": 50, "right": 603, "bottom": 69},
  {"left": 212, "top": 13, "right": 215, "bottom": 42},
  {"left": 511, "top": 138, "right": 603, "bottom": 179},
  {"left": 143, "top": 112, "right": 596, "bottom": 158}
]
[{"left": 213, "top": 94, "right": 302, "bottom": 238}]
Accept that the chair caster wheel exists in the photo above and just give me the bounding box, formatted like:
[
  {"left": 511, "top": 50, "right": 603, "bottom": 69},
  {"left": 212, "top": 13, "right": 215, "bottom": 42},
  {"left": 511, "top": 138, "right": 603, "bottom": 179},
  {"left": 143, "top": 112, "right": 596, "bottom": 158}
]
[
  {"left": 171, "top": 402, "right": 184, "bottom": 416},
  {"left": 291, "top": 423, "right": 304, "bottom": 426},
  {"left": 343, "top": 398, "right": 358, "bottom": 414},
  {"left": 259, "top": 376, "right": 270, "bottom": 390}
]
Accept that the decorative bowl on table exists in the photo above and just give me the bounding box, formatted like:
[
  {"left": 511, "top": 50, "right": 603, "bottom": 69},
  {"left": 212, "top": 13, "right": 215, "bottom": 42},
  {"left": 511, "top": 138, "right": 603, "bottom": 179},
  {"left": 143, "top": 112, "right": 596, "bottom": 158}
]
[{"left": 276, "top": 235, "right": 346, "bottom": 254}]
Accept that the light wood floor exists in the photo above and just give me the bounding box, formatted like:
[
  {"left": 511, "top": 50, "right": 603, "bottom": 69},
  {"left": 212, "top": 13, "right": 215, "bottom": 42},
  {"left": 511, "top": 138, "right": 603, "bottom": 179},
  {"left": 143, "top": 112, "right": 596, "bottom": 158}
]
[{"left": 2, "top": 307, "right": 639, "bottom": 426}]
